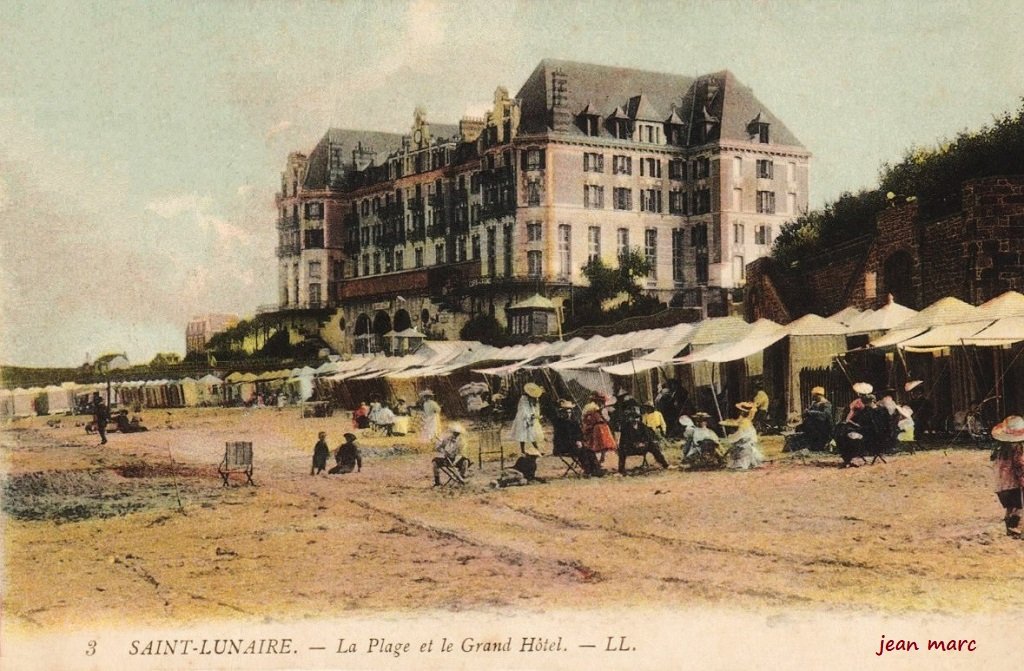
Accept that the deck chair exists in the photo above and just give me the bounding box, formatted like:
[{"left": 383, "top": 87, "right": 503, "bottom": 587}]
[
  {"left": 434, "top": 455, "right": 467, "bottom": 487},
  {"left": 556, "top": 452, "right": 584, "bottom": 477},
  {"left": 476, "top": 425, "right": 505, "bottom": 470},
  {"left": 218, "top": 441, "right": 254, "bottom": 486}
]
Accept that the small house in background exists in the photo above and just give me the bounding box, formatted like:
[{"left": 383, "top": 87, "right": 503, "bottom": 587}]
[{"left": 508, "top": 294, "right": 559, "bottom": 337}]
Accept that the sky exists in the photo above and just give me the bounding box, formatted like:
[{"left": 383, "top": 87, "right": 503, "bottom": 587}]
[{"left": 1, "top": 0, "right": 1022, "bottom": 367}]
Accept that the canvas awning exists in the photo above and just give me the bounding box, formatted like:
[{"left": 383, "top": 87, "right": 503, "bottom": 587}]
[
  {"left": 898, "top": 320, "right": 994, "bottom": 351},
  {"left": 957, "top": 316, "right": 1024, "bottom": 346},
  {"left": 865, "top": 327, "right": 929, "bottom": 349},
  {"left": 548, "top": 349, "right": 629, "bottom": 370}
]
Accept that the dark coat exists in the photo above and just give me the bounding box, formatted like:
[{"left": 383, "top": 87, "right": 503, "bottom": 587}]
[
  {"left": 312, "top": 439, "right": 330, "bottom": 470},
  {"left": 552, "top": 412, "right": 583, "bottom": 456}
]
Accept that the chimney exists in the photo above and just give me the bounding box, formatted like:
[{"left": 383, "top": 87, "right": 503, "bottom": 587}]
[{"left": 550, "top": 69, "right": 571, "bottom": 132}]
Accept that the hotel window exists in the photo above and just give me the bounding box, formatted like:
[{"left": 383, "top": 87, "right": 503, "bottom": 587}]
[
  {"left": 486, "top": 227, "right": 497, "bottom": 276},
  {"left": 640, "top": 189, "right": 662, "bottom": 213},
  {"left": 524, "top": 148, "right": 544, "bottom": 171},
  {"left": 640, "top": 158, "right": 662, "bottom": 178},
  {"left": 457, "top": 237, "right": 467, "bottom": 262},
  {"left": 732, "top": 188, "right": 743, "bottom": 211},
  {"left": 755, "top": 224, "right": 772, "bottom": 246},
  {"left": 757, "top": 123, "right": 770, "bottom": 144},
  {"left": 582, "top": 115, "right": 600, "bottom": 136},
  {"left": 583, "top": 152, "right": 604, "bottom": 173},
  {"left": 669, "top": 190, "right": 686, "bottom": 215},
  {"left": 305, "top": 202, "right": 323, "bottom": 219},
  {"left": 527, "top": 250, "right": 542, "bottom": 277},
  {"left": 733, "top": 256, "right": 746, "bottom": 282},
  {"left": 756, "top": 159, "right": 774, "bottom": 179},
  {"left": 361, "top": 200, "right": 370, "bottom": 216},
  {"left": 733, "top": 156, "right": 742, "bottom": 177},
  {"left": 644, "top": 229, "right": 658, "bottom": 280},
  {"left": 414, "top": 247, "right": 423, "bottom": 268},
  {"left": 787, "top": 162, "right": 796, "bottom": 182},
  {"left": 694, "top": 188, "right": 712, "bottom": 214},
  {"left": 584, "top": 185, "right": 604, "bottom": 209},
  {"left": 434, "top": 243, "right": 445, "bottom": 265},
  {"left": 669, "top": 159, "right": 686, "bottom": 180},
  {"left": 308, "top": 261, "right": 321, "bottom": 279},
  {"left": 527, "top": 221, "right": 543, "bottom": 242},
  {"left": 612, "top": 155, "right": 632, "bottom": 175},
  {"left": 787, "top": 192, "right": 797, "bottom": 215},
  {"left": 693, "top": 157, "right": 710, "bottom": 179},
  {"left": 503, "top": 223, "right": 513, "bottom": 276},
  {"left": 614, "top": 187, "right": 632, "bottom": 211},
  {"left": 672, "top": 229, "right": 686, "bottom": 283},
  {"left": 616, "top": 228, "right": 629, "bottom": 259},
  {"left": 558, "top": 224, "right": 572, "bottom": 277},
  {"left": 756, "top": 191, "right": 776, "bottom": 214},
  {"left": 309, "top": 283, "right": 321, "bottom": 306},
  {"left": 373, "top": 253, "right": 381, "bottom": 274},
  {"left": 395, "top": 250, "right": 404, "bottom": 271},
  {"left": 362, "top": 255, "right": 370, "bottom": 276},
  {"left": 527, "top": 180, "right": 541, "bottom": 207},
  {"left": 733, "top": 223, "right": 745, "bottom": 245},
  {"left": 471, "top": 234, "right": 480, "bottom": 260},
  {"left": 587, "top": 226, "right": 601, "bottom": 262}
]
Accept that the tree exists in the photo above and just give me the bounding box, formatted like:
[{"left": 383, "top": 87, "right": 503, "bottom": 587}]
[
  {"left": 460, "top": 314, "right": 504, "bottom": 342},
  {"left": 565, "top": 249, "right": 663, "bottom": 330},
  {"left": 148, "top": 352, "right": 181, "bottom": 368}
]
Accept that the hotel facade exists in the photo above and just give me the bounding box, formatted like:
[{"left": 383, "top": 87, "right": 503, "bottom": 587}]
[{"left": 274, "top": 60, "right": 810, "bottom": 353}]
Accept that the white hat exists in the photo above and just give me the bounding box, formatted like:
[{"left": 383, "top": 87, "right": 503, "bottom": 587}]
[
  {"left": 448, "top": 423, "right": 465, "bottom": 434},
  {"left": 904, "top": 380, "right": 924, "bottom": 392},
  {"left": 992, "top": 415, "right": 1024, "bottom": 442},
  {"left": 852, "top": 382, "right": 873, "bottom": 395}
]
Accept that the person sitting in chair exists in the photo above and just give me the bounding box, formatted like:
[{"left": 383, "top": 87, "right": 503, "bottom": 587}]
[
  {"left": 329, "top": 433, "right": 362, "bottom": 474},
  {"left": 682, "top": 412, "right": 722, "bottom": 465},
  {"left": 798, "top": 386, "right": 834, "bottom": 451},
  {"left": 617, "top": 411, "right": 670, "bottom": 475},
  {"left": 432, "top": 423, "right": 470, "bottom": 486},
  {"left": 552, "top": 399, "right": 603, "bottom": 477},
  {"left": 725, "top": 407, "right": 765, "bottom": 470},
  {"left": 641, "top": 403, "right": 667, "bottom": 439},
  {"left": 352, "top": 401, "right": 370, "bottom": 430}
]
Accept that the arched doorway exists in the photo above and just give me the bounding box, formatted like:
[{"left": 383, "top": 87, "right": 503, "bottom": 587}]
[
  {"left": 373, "top": 311, "right": 392, "bottom": 353},
  {"left": 354, "top": 313, "right": 371, "bottom": 354},
  {"left": 394, "top": 309, "right": 412, "bottom": 333},
  {"left": 882, "top": 250, "right": 916, "bottom": 308}
]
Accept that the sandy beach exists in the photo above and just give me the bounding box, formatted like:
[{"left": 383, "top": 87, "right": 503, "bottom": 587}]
[{"left": 2, "top": 406, "right": 1023, "bottom": 631}]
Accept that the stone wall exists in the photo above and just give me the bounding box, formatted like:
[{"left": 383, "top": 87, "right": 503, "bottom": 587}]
[{"left": 744, "top": 175, "right": 1024, "bottom": 322}]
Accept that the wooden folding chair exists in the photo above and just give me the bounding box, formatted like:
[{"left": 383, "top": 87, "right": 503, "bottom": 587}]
[
  {"left": 477, "top": 425, "right": 505, "bottom": 470},
  {"left": 218, "top": 441, "right": 254, "bottom": 486},
  {"left": 557, "top": 453, "right": 584, "bottom": 478},
  {"left": 435, "top": 455, "right": 467, "bottom": 487}
]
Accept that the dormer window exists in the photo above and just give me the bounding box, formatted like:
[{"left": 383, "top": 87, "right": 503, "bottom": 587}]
[
  {"left": 747, "top": 113, "right": 770, "bottom": 144},
  {"left": 665, "top": 110, "right": 686, "bottom": 146},
  {"left": 609, "top": 106, "right": 631, "bottom": 140},
  {"left": 577, "top": 103, "right": 601, "bottom": 137}
]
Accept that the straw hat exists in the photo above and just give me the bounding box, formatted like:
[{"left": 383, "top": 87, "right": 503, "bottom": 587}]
[
  {"left": 810, "top": 386, "right": 826, "bottom": 397},
  {"left": 523, "top": 383, "right": 544, "bottom": 398},
  {"left": 904, "top": 380, "right": 924, "bottom": 392},
  {"left": 896, "top": 405, "right": 914, "bottom": 419},
  {"left": 522, "top": 444, "right": 542, "bottom": 457},
  {"left": 852, "top": 382, "right": 873, "bottom": 395},
  {"left": 558, "top": 399, "right": 575, "bottom": 409},
  {"left": 419, "top": 389, "right": 434, "bottom": 397},
  {"left": 448, "top": 423, "right": 465, "bottom": 434},
  {"left": 992, "top": 415, "right": 1024, "bottom": 442}
]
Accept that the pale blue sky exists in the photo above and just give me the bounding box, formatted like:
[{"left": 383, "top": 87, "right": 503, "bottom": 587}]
[{"left": 1, "top": 0, "right": 1022, "bottom": 366}]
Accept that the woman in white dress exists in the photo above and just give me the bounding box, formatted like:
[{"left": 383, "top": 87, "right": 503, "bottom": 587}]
[
  {"left": 419, "top": 390, "right": 442, "bottom": 445},
  {"left": 511, "top": 383, "right": 544, "bottom": 455},
  {"left": 726, "top": 403, "right": 765, "bottom": 470}
]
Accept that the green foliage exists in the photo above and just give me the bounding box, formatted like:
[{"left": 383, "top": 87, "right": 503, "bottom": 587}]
[
  {"left": 459, "top": 314, "right": 504, "bottom": 342},
  {"left": 148, "top": 352, "right": 181, "bottom": 368},
  {"left": 773, "top": 99, "right": 1024, "bottom": 266},
  {"left": 565, "top": 249, "right": 663, "bottom": 330},
  {"left": 258, "top": 330, "right": 292, "bottom": 358}
]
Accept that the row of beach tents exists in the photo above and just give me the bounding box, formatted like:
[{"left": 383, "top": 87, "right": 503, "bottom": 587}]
[{"left": 6, "top": 291, "right": 1024, "bottom": 426}]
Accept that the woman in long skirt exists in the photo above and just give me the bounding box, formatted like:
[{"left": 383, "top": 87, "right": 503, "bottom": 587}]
[
  {"left": 419, "top": 390, "right": 442, "bottom": 445},
  {"left": 991, "top": 415, "right": 1024, "bottom": 538},
  {"left": 512, "top": 383, "right": 544, "bottom": 454},
  {"left": 582, "top": 393, "right": 617, "bottom": 463}
]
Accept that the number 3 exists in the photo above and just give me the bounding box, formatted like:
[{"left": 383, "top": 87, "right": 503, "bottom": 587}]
[{"left": 86, "top": 640, "right": 96, "bottom": 656}]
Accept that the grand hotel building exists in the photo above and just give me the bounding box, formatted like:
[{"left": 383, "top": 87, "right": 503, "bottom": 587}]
[{"left": 274, "top": 59, "right": 810, "bottom": 353}]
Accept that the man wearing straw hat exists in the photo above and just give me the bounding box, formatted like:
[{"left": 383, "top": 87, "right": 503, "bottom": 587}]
[
  {"left": 512, "top": 383, "right": 545, "bottom": 455},
  {"left": 432, "top": 423, "right": 470, "bottom": 486},
  {"left": 990, "top": 416, "right": 1024, "bottom": 538},
  {"left": 798, "top": 386, "right": 834, "bottom": 451}
]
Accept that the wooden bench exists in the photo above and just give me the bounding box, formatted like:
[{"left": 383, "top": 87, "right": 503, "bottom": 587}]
[{"left": 218, "top": 441, "right": 254, "bottom": 486}]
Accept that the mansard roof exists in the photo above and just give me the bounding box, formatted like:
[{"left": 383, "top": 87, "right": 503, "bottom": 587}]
[
  {"left": 516, "top": 59, "right": 805, "bottom": 148},
  {"left": 303, "top": 125, "right": 460, "bottom": 190}
]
